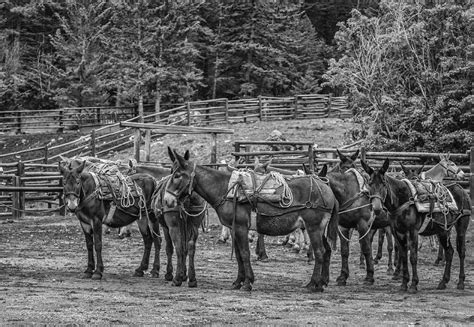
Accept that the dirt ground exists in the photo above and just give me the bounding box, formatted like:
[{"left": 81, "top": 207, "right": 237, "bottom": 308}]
[{"left": 1, "top": 210, "right": 473, "bottom": 326}]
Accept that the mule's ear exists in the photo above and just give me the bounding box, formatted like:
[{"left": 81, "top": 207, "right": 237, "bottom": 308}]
[
  {"left": 361, "top": 160, "right": 373, "bottom": 175},
  {"left": 59, "top": 155, "right": 69, "bottom": 164},
  {"left": 167, "top": 146, "right": 176, "bottom": 162},
  {"left": 302, "top": 163, "right": 311, "bottom": 175},
  {"left": 399, "top": 162, "right": 407, "bottom": 174},
  {"left": 253, "top": 157, "right": 260, "bottom": 167},
  {"left": 184, "top": 150, "right": 190, "bottom": 160},
  {"left": 438, "top": 153, "right": 445, "bottom": 161},
  {"left": 380, "top": 158, "right": 390, "bottom": 175},
  {"left": 446, "top": 153, "right": 451, "bottom": 160},
  {"left": 319, "top": 164, "right": 328, "bottom": 177},
  {"left": 58, "top": 162, "right": 67, "bottom": 175},
  {"left": 336, "top": 149, "right": 347, "bottom": 162},
  {"left": 417, "top": 165, "right": 424, "bottom": 175},
  {"left": 174, "top": 150, "right": 187, "bottom": 168},
  {"left": 350, "top": 149, "right": 360, "bottom": 161},
  {"left": 128, "top": 159, "right": 134, "bottom": 168}
]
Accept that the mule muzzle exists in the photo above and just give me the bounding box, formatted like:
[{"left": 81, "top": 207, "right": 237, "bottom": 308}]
[
  {"left": 369, "top": 195, "right": 384, "bottom": 216},
  {"left": 164, "top": 191, "right": 178, "bottom": 208},
  {"left": 456, "top": 170, "right": 465, "bottom": 180}
]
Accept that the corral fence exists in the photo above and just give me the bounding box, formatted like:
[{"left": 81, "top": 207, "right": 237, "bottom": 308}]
[
  {"left": 232, "top": 141, "right": 474, "bottom": 206},
  {"left": 0, "top": 145, "right": 472, "bottom": 219},
  {"left": 0, "top": 94, "right": 349, "bottom": 134},
  {"left": 0, "top": 161, "right": 64, "bottom": 219}
]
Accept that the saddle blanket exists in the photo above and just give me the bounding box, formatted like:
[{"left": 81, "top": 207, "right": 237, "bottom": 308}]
[
  {"left": 402, "top": 179, "right": 457, "bottom": 213},
  {"left": 226, "top": 170, "right": 290, "bottom": 203}
]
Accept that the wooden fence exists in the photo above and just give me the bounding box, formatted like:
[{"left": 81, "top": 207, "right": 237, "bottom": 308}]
[
  {"left": 0, "top": 94, "right": 349, "bottom": 134},
  {"left": 0, "top": 161, "right": 64, "bottom": 219},
  {"left": 232, "top": 141, "right": 473, "bottom": 205}
]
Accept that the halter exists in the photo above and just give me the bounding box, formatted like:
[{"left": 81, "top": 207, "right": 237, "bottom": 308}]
[
  {"left": 437, "top": 161, "right": 461, "bottom": 177},
  {"left": 167, "top": 162, "right": 197, "bottom": 201}
]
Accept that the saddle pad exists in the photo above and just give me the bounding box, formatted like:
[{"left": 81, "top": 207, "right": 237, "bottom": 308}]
[
  {"left": 226, "top": 170, "right": 290, "bottom": 203},
  {"left": 90, "top": 170, "right": 141, "bottom": 205},
  {"left": 402, "top": 179, "right": 458, "bottom": 213},
  {"left": 345, "top": 168, "right": 368, "bottom": 193}
]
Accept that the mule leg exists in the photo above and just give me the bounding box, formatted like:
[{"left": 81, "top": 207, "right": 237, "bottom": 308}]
[
  {"left": 305, "top": 223, "right": 326, "bottom": 292},
  {"left": 321, "top": 237, "right": 332, "bottom": 287},
  {"left": 134, "top": 218, "right": 153, "bottom": 277},
  {"left": 375, "top": 228, "right": 385, "bottom": 264},
  {"left": 217, "top": 226, "right": 230, "bottom": 244},
  {"left": 455, "top": 216, "right": 469, "bottom": 290},
  {"left": 150, "top": 220, "right": 162, "bottom": 278},
  {"left": 408, "top": 229, "right": 419, "bottom": 293},
  {"left": 393, "top": 230, "right": 409, "bottom": 291},
  {"left": 358, "top": 222, "right": 375, "bottom": 285},
  {"left": 336, "top": 227, "right": 351, "bottom": 286},
  {"left": 162, "top": 224, "right": 174, "bottom": 282},
  {"left": 79, "top": 221, "right": 94, "bottom": 278},
  {"left": 437, "top": 232, "right": 454, "bottom": 290},
  {"left": 91, "top": 219, "right": 104, "bottom": 280},
  {"left": 434, "top": 235, "right": 444, "bottom": 265},
  {"left": 232, "top": 225, "right": 254, "bottom": 291},
  {"left": 255, "top": 233, "right": 268, "bottom": 261},
  {"left": 386, "top": 227, "right": 394, "bottom": 275},
  {"left": 187, "top": 224, "right": 199, "bottom": 288}
]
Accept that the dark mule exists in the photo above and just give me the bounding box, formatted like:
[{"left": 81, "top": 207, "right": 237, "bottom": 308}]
[
  {"left": 328, "top": 149, "right": 394, "bottom": 285},
  {"left": 59, "top": 160, "right": 160, "bottom": 279},
  {"left": 362, "top": 158, "right": 471, "bottom": 292},
  {"left": 164, "top": 147, "right": 339, "bottom": 292},
  {"left": 127, "top": 161, "right": 207, "bottom": 287}
]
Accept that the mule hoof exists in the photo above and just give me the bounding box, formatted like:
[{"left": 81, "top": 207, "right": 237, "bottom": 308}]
[
  {"left": 188, "top": 280, "right": 198, "bottom": 288},
  {"left": 231, "top": 282, "right": 242, "bottom": 290},
  {"left": 150, "top": 270, "right": 159, "bottom": 278},
  {"left": 307, "top": 283, "right": 324, "bottom": 292},
  {"left": 392, "top": 274, "right": 401, "bottom": 281},
  {"left": 257, "top": 255, "right": 269, "bottom": 261},
  {"left": 398, "top": 285, "right": 408, "bottom": 292},
  {"left": 457, "top": 282, "right": 465, "bottom": 290},
  {"left": 363, "top": 278, "right": 374, "bottom": 285},
  {"left": 387, "top": 267, "right": 394, "bottom": 275},
  {"left": 359, "top": 264, "right": 366, "bottom": 270},
  {"left": 81, "top": 272, "right": 93, "bottom": 279},
  {"left": 165, "top": 273, "right": 173, "bottom": 281},
  {"left": 133, "top": 270, "right": 144, "bottom": 277},
  {"left": 408, "top": 286, "right": 418, "bottom": 294},
  {"left": 434, "top": 259, "right": 442, "bottom": 266},
  {"left": 91, "top": 272, "right": 102, "bottom": 280},
  {"left": 216, "top": 239, "right": 227, "bottom": 245},
  {"left": 336, "top": 280, "right": 347, "bottom": 286},
  {"left": 241, "top": 283, "right": 252, "bottom": 292},
  {"left": 437, "top": 282, "right": 447, "bottom": 290},
  {"left": 172, "top": 278, "right": 182, "bottom": 287}
]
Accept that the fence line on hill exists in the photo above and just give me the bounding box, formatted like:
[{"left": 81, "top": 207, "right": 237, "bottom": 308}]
[{"left": 0, "top": 94, "right": 349, "bottom": 134}]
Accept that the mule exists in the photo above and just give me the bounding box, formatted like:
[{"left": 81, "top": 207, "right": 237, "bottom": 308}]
[
  {"left": 127, "top": 160, "right": 207, "bottom": 287},
  {"left": 164, "top": 147, "right": 339, "bottom": 292},
  {"left": 327, "top": 149, "right": 394, "bottom": 285},
  {"left": 361, "top": 158, "right": 471, "bottom": 292},
  {"left": 59, "top": 160, "right": 160, "bottom": 279}
]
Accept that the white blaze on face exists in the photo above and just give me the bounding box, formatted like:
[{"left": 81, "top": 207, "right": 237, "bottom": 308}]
[
  {"left": 65, "top": 195, "right": 79, "bottom": 211},
  {"left": 163, "top": 191, "right": 178, "bottom": 208}
]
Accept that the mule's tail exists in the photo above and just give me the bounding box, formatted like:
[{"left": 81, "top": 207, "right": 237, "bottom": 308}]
[{"left": 325, "top": 200, "right": 339, "bottom": 251}]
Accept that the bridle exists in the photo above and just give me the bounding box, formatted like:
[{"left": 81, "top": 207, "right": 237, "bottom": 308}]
[
  {"left": 437, "top": 160, "right": 461, "bottom": 177},
  {"left": 166, "top": 162, "right": 197, "bottom": 202}
]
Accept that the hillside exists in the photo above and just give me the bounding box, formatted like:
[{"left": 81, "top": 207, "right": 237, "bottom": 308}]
[{"left": 110, "top": 118, "right": 355, "bottom": 165}]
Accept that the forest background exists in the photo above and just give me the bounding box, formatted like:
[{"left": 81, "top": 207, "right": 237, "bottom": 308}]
[{"left": 0, "top": 0, "right": 472, "bottom": 153}]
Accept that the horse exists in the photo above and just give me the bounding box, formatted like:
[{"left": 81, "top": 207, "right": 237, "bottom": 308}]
[
  {"left": 59, "top": 159, "right": 160, "bottom": 280},
  {"left": 126, "top": 160, "right": 208, "bottom": 287},
  {"left": 164, "top": 147, "right": 339, "bottom": 292},
  {"left": 327, "top": 149, "right": 395, "bottom": 285},
  {"left": 361, "top": 158, "right": 471, "bottom": 292}
]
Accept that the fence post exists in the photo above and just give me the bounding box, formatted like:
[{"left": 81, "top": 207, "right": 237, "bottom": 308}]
[
  {"left": 308, "top": 144, "right": 314, "bottom": 173},
  {"left": 293, "top": 95, "right": 298, "bottom": 119},
  {"left": 17, "top": 161, "right": 25, "bottom": 219},
  {"left": 144, "top": 130, "right": 151, "bottom": 161},
  {"left": 187, "top": 102, "right": 191, "bottom": 126},
  {"left": 16, "top": 111, "right": 21, "bottom": 134},
  {"left": 91, "top": 129, "right": 96, "bottom": 157},
  {"left": 44, "top": 145, "right": 49, "bottom": 164},
  {"left": 58, "top": 109, "right": 64, "bottom": 133},
  {"left": 360, "top": 146, "right": 367, "bottom": 162},
  {"left": 470, "top": 146, "right": 474, "bottom": 207},
  {"left": 224, "top": 98, "right": 229, "bottom": 123},
  {"left": 211, "top": 133, "right": 217, "bottom": 164},
  {"left": 134, "top": 128, "right": 141, "bottom": 163},
  {"left": 234, "top": 142, "right": 241, "bottom": 164},
  {"left": 258, "top": 96, "right": 263, "bottom": 121},
  {"left": 12, "top": 176, "right": 19, "bottom": 219},
  {"left": 327, "top": 94, "right": 332, "bottom": 117}
]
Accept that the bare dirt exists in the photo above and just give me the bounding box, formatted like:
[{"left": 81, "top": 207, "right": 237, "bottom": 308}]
[
  {"left": 1, "top": 214, "right": 473, "bottom": 325},
  {"left": 1, "top": 118, "right": 473, "bottom": 325}
]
